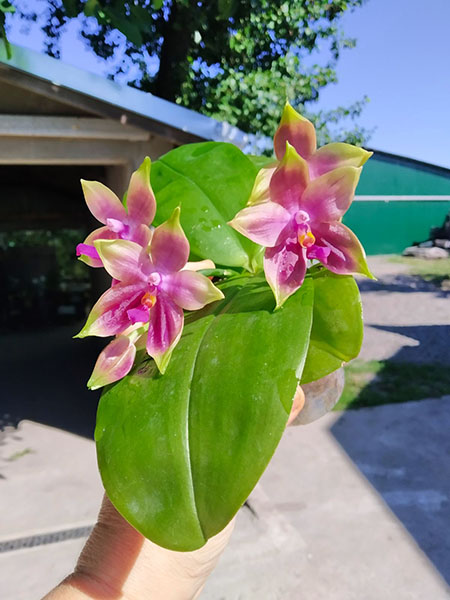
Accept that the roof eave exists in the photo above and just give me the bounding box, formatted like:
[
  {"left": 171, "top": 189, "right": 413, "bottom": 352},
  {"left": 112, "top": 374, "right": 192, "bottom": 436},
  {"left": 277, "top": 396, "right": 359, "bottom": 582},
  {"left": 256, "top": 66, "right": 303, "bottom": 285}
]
[{"left": 0, "top": 44, "right": 253, "bottom": 148}]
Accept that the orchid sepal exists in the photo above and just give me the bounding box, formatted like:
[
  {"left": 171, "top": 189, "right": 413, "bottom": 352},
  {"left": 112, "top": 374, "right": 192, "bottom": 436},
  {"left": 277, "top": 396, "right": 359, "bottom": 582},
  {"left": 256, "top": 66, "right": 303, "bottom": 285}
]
[
  {"left": 150, "top": 207, "right": 190, "bottom": 273},
  {"left": 125, "top": 157, "right": 156, "bottom": 225},
  {"left": 274, "top": 102, "right": 317, "bottom": 161},
  {"left": 269, "top": 142, "right": 310, "bottom": 213},
  {"left": 74, "top": 282, "right": 146, "bottom": 339}
]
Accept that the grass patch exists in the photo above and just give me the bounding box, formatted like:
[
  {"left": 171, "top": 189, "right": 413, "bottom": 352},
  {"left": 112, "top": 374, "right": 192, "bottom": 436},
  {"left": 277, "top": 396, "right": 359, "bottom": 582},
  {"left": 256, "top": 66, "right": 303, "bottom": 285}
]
[
  {"left": 335, "top": 359, "right": 450, "bottom": 410},
  {"left": 388, "top": 255, "right": 450, "bottom": 287},
  {"left": 7, "top": 447, "right": 33, "bottom": 461}
]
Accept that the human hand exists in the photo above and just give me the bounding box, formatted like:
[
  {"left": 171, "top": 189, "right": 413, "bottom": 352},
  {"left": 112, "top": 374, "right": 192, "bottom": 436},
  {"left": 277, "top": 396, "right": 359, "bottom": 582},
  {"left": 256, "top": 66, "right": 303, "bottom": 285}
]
[{"left": 43, "top": 495, "right": 235, "bottom": 600}]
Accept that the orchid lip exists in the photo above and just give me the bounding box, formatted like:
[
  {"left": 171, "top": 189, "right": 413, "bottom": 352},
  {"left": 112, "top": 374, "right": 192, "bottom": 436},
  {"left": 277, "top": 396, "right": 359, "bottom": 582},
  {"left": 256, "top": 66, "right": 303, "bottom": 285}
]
[{"left": 141, "top": 291, "right": 157, "bottom": 309}]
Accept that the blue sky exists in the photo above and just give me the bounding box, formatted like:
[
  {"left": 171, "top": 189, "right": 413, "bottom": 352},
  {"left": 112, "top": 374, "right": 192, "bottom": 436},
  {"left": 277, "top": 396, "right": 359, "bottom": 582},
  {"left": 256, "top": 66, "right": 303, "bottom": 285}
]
[
  {"left": 5, "top": 0, "right": 449, "bottom": 167},
  {"left": 315, "top": 0, "right": 449, "bottom": 167}
]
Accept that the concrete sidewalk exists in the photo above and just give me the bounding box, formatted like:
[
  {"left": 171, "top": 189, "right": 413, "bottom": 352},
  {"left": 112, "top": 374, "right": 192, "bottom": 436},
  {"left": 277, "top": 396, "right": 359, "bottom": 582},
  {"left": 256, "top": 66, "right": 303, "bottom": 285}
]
[{"left": 1, "top": 397, "right": 449, "bottom": 599}]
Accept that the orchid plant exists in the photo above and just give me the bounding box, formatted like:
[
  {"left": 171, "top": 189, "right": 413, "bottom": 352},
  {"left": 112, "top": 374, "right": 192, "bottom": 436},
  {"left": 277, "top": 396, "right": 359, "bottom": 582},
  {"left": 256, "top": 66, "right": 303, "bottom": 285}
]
[{"left": 76, "top": 103, "right": 371, "bottom": 551}]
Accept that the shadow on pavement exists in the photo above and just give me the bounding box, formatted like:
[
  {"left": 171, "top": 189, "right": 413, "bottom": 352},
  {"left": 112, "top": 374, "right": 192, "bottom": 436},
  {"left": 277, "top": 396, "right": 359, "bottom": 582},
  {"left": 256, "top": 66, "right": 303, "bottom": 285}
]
[
  {"left": 0, "top": 324, "right": 103, "bottom": 439},
  {"left": 371, "top": 324, "right": 450, "bottom": 365},
  {"left": 331, "top": 323, "right": 450, "bottom": 584},
  {"left": 357, "top": 273, "right": 449, "bottom": 297},
  {"left": 330, "top": 397, "right": 450, "bottom": 584}
]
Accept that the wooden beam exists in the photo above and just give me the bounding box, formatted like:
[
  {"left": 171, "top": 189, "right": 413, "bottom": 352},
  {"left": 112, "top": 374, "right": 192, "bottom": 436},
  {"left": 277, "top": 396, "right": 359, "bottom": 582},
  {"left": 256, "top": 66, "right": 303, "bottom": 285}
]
[
  {"left": 0, "top": 137, "right": 173, "bottom": 165},
  {"left": 0, "top": 68, "right": 203, "bottom": 146},
  {"left": 0, "top": 115, "right": 150, "bottom": 141}
]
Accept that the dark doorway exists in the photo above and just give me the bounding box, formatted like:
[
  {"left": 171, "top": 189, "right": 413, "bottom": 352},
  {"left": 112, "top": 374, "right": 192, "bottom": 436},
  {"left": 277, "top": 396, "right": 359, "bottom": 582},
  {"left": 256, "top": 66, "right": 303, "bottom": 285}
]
[{"left": 0, "top": 164, "right": 111, "bottom": 438}]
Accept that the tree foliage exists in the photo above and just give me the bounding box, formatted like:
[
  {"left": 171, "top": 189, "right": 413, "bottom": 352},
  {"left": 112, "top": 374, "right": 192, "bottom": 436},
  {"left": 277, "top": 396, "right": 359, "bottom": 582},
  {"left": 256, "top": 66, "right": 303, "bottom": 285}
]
[
  {"left": 7, "top": 0, "right": 371, "bottom": 145},
  {"left": 0, "top": 0, "right": 14, "bottom": 58}
]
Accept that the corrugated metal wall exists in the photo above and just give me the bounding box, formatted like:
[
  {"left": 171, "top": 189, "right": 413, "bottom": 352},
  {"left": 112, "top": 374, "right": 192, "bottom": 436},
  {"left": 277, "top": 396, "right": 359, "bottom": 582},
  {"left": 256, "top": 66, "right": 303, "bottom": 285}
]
[{"left": 345, "top": 152, "right": 450, "bottom": 254}]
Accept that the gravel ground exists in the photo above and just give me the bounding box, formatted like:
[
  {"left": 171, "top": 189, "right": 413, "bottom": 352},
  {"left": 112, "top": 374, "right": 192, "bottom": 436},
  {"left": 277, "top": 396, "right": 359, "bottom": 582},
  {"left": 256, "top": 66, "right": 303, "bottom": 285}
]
[{"left": 357, "top": 256, "right": 450, "bottom": 365}]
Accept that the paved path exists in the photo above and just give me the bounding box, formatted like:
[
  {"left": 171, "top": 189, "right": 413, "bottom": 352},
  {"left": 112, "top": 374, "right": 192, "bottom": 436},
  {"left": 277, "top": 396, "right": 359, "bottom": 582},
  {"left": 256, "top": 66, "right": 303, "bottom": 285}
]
[
  {"left": 358, "top": 256, "right": 450, "bottom": 364},
  {"left": 1, "top": 398, "right": 449, "bottom": 600}
]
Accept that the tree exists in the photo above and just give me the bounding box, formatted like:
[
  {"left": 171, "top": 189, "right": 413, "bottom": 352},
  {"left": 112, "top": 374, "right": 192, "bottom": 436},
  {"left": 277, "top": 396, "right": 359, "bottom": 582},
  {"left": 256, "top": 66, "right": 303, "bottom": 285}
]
[
  {"left": 0, "top": 0, "right": 14, "bottom": 58},
  {"left": 7, "top": 0, "right": 371, "bottom": 145}
]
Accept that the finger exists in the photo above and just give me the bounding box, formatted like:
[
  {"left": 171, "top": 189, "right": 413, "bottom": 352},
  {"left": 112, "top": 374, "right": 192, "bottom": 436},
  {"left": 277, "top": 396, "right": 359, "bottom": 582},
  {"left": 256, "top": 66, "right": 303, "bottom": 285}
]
[{"left": 287, "top": 385, "right": 305, "bottom": 426}]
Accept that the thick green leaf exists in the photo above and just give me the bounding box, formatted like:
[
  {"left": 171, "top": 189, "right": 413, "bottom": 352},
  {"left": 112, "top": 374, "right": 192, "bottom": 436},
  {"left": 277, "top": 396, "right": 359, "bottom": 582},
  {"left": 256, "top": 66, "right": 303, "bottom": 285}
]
[
  {"left": 95, "top": 276, "right": 313, "bottom": 550},
  {"left": 247, "top": 154, "right": 276, "bottom": 169},
  {"left": 151, "top": 142, "right": 261, "bottom": 271},
  {"left": 301, "top": 271, "right": 363, "bottom": 384}
]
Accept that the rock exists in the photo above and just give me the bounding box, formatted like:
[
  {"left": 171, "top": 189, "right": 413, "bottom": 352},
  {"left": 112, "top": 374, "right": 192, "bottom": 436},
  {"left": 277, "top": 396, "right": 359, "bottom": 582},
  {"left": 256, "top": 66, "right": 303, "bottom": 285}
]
[
  {"left": 402, "top": 246, "right": 449, "bottom": 259},
  {"left": 418, "top": 240, "right": 434, "bottom": 248},
  {"left": 292, "top": 368, "right": 345, "bottom": 425},
  {"left": 435, "top": 238, "right": 450, "bottom": 249}
]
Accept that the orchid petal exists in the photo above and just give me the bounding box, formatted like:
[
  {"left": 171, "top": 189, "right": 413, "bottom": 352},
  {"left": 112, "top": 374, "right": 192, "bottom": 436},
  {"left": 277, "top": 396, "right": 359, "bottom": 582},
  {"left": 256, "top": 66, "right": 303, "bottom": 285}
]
[
  {"left": 274, "top": 102, "right": 316, "bottom": 161},
  {"left": 81, "top": 180, "right": 126, "bottom": 225},
  {"left": 87, "top": 336, "right": 136, "bottom": 390},
  {"left": 126, "top": 157, "right": 156, "bottom": 226},
  {"left": 77, "top": 226, "right": 116, "bottom": 267},
  {"left": 270, "top": 142, "right": 309, "bottom": 213},
  {"left": 247, "top": 164, "right": 277, "bottom": 206},
  {"left": 134, "top": 329, "right": 148, "bottom": 350},
  {"left": 263, "top": 230, "right": 308, "bottom": 309},
  {"left": 146, "top": 291, "right": 184, "bottom": 373},
  {"left": 309, "top": 143, "right": 373, "bottom": 179},
  {"left": 150, "top": 207, "right": 189, "bottom": 273},
  {"left": 163, "top": 270, "right": 224, "bottom": 310},
  {"left": 183, "top": 259, "right": 215, "bottom": 272},
  {"left": 129, "top": 223, "right": 152, "bottom": 248},
  {"left": 313, "top": 221, "right": 374, "bottom": 278},
  {"left": 94, "top": 239, "right": 149, "bottom": 284},
  {"left": 75, "top": 282, "right": 146, "bottom": 338},
  {"left": 301, "top": 167, "right": 361, "bottom": 223},
  {"left": 229, "top": 201, "right": 291, "bottom": 248}
]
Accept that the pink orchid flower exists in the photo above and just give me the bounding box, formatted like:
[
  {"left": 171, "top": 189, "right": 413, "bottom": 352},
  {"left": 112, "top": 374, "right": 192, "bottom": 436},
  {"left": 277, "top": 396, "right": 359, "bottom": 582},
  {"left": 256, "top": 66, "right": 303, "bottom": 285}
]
[
  {"left": 86, "top": 259, "right": 216, "bottom": 389},
  {"left": 229, "top": 143, "right": 373, "bottom": 308},
  {"left": 76, "top": 157, "right": 155, "bottom": 267},
  {"left": 76, "top": 207, "right": 224, "bottom": 373},
  {"left": 247, "top": 102, "right": 373, "bottom": 206}
]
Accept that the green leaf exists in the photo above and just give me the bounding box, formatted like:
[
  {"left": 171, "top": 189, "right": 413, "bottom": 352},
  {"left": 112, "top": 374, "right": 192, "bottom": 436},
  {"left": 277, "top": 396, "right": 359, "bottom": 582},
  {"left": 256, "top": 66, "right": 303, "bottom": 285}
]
[
  {"left": 61, "top": 0, "right": 78, "bottom": 18},
  {"left": 247, "top": 154, "right": 276, "bottom": 169},
  {"left": 114, "top": 19, "right": 143, "bottom": 47},
  {"left": 152, "top": 0, "right": 164, "bottom": 9},
  {"left": 301, "top": 270, "right": 363, "bottom": 384},
  {"left": 0, "top": 0, "right": 15, "bottom": 13},
  {"left": 151, "top": 142, "right": 261, "bottom": 271},
  {"left": 218, "top": 0, "right": 238, "bottom": 20},
  {"left": 0, "top": 14, "right": 11, "bottom": 59},
  {"left": 83, "top": 0, "right": 98, "bottom": 18},
  {"left": 96, "top": 276, "right": 314, "bottom": 550}
]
